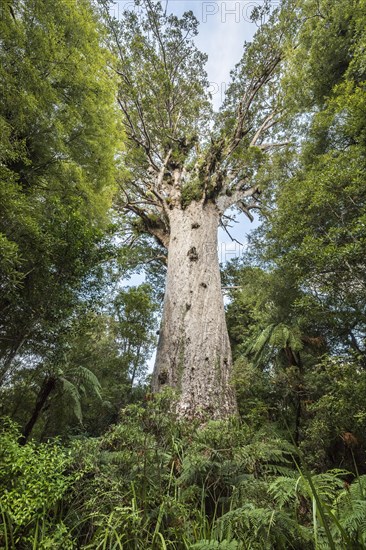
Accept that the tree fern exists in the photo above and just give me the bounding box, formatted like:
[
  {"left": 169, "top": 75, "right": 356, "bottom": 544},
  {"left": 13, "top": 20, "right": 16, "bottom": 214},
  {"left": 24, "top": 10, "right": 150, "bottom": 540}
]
[
  {"left": 245, "top": 324, "right": 276, "bottom": 365},
  {"left": 246, "top": 323, "right": 304, "bottom": 367},
  {"left": 57, "top": 366, "right": 103, "bottom": 425}
]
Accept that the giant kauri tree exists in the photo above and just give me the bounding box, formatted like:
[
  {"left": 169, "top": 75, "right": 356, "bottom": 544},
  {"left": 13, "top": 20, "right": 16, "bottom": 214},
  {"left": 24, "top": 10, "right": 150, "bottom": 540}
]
[{"left": 103, "top": 0, "right": 291, "bottom": 418}]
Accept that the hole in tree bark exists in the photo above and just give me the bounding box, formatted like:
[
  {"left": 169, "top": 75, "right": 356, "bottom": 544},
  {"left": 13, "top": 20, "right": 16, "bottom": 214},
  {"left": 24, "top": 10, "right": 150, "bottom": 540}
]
[
  {"left": 158, "top": 371, "right": 168, "bottom": 385},
  {"left": 187, "top": 247, "right": 198, "bottom": 261},
  {"left": 191, "top": 223, "right": 200, "bottom": 229},
  {"left": 200, "top": 282, "right": 207, "bottom": 288}
]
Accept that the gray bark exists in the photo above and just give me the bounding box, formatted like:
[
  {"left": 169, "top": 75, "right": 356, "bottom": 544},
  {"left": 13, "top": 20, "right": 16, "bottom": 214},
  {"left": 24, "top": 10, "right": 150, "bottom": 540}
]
[{"left": 152, "top": 201, "right": 237, "bottom": 419}]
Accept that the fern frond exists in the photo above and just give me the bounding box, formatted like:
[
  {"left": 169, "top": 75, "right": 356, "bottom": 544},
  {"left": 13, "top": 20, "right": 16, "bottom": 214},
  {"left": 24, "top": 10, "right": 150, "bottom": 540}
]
[
  {"left": 69, "top": 366, "right": 102, "bottom": 400},
  {"left": 269, "top": 476, "right": 298, "bottom": 508},
  {"left": 247, "top": 324, "right": 276, "bottom": 356},
  {"left": 58, "top": 378, "right": 82, "bottom": 423}
]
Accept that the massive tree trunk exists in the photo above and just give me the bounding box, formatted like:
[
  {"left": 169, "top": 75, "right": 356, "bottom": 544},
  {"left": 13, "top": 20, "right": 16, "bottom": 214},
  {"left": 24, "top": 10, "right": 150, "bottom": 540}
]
[{"left": 152, "top": 201, "right": 237, "bottom": 419}]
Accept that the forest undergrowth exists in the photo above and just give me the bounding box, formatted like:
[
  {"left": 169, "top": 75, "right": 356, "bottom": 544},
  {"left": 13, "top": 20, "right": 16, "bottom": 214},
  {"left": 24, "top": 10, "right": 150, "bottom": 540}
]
[{"left": 1, "top": 390, "right": 366, "bottom": 549}]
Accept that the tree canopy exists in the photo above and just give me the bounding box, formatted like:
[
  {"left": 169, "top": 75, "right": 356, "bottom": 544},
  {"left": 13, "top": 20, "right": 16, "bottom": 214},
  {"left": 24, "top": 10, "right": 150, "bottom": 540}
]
[{"left": 100, "top": 0, "right": 290, "bottom": 247}]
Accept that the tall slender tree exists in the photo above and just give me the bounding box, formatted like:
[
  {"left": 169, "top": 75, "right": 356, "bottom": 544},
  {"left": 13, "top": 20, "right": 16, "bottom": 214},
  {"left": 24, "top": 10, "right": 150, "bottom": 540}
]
[{"left": 103, "top": 0, "right": 291, "bottom": 418}]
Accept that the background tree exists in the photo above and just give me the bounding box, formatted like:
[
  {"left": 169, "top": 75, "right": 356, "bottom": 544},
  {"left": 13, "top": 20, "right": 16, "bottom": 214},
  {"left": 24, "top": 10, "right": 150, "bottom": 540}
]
[
  {"left": 1, "top": 282, "right": 158, "bottom": 441},
  {"left": 113, "top": 284, "right": 158, "bottom": 388},
  {"left": 0, "top": 0, "right": 122, "bottom": 385},
  {"left": 224, "top": 261, "right": 327, "bottom": 443},
  {"left": 259, "top": 0, "right": 366, "bottom": 354},
  {"left": 226, "top": 0, "right": 366, "bottom": 469}
]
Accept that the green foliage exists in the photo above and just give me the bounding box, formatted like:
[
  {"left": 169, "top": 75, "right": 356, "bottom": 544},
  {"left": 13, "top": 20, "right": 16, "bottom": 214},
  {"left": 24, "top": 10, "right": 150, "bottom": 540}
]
[
  {"left": 300, "top": 356, "right": 366, "bottom": 471},
  {"left": 223, "top": 0, "right": 366, "bottom": 476},
  {"left": 1, "top": 282, "right": 159, "bottom": 440},
  {"left": 113, "top": 283, "right": 158, "bottom": 385},
  {"left": 0, "top": 420, "right": 75, "bottom": 548},
  {"left": 102, "top": 0, "right": 212, "bottom": 215},
  {"left": 3, "top": 404, "right": 366, "bottom": 549},
  {"left": 65, "top": 400, "right": 300, "bottom": 548},
  {"left": 190, "top": 541, "right": 239, "bottom": 549},
  {"left": 257, "top": 0, "right": 366, "bottom": 351},
  {"left": 106, "top": 0, "right": 211, "bottom": 155},
  {"left": 225, "top": 258, "right": 366, "bottom": 472},
  {"left": 0, "top": 0, "right": 122, "bottom": 383},
  {"left": 181, "top": 180, "right": 205, "bottom": 209},
  {"left": 334, "top": 475, "right": 366, "bottom": 545}
]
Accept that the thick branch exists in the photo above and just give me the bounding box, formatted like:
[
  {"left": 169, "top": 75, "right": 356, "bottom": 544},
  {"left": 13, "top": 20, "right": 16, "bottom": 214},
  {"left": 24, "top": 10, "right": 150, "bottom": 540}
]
[
  {"left": 216, "top": 185, "right": 259, "bottom": 213},
  {"left": 257, "top": 141, "right": 290, "bottom": 151},
  {"left": 124, "top": 201, "right": 170, "bottom": 249},
  {"left": 238, "top": 202, "right": 261, "bottom": 222},
  {"left": 250, "top": 112, "right": 278, "bottom": 147}
]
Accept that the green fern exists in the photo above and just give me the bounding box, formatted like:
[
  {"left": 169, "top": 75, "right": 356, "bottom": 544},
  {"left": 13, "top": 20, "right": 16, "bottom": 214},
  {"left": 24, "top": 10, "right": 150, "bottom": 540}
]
[
  {"left": 331, "top": 475, "right": 366, "bottom": 545},
  {"left": 68, "top": 366, "right": 103, "bottom": 400},
  {"left": 57, "top": 366, "right": 103, "bottom": 424},
  {"left": 216, "top": 504, "right": 312, "bottom": 549},
  {"left": 246, "top": 323, "right": 304, "bottom": 366},
  {"left": 59, "top": 378, "right": 83, "bottom": 424}
]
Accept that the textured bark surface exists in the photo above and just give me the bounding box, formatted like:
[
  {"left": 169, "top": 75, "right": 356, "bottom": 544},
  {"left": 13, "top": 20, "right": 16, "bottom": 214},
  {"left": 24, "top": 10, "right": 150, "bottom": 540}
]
[{"left": 152, "top": 201, "right": 237, "bottom": 419}]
